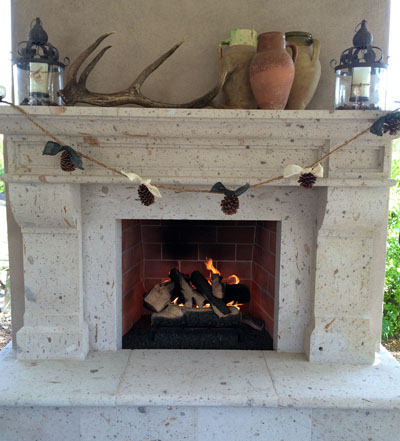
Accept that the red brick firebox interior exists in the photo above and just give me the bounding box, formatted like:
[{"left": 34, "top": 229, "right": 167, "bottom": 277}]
[{"left": 121, "top": 220, "right": 278, "bottom": 337}]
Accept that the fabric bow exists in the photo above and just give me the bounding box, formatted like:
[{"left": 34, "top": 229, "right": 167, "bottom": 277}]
[
  {"left": 283, "top": 163, "right": 323, "bottom": 178},
  {"left": 121, "top": 171, "right": 162, "bottom": 198}
]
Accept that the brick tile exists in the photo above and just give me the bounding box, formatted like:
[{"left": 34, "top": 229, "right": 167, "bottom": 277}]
[
  {"left": 121, "top": 219, "right": 130, "bottom": 230},
  {"left": 236, "top": 244, "right": 253, "bottom": 260},
  {"left": 217, "top": 261, "right": 252, "bottom": 279},
  {"left": 143, "top": 243, "right": 161, "bottom": 260},
  {"left": 141, "top": 226, "right": 180, "bottom": 243},
  {"left": 125, "top": 224, "right": 141, "bottom": 248},
  {"left": 121, "top": 227, "right": 128, "bottom": 252},
  {"left": 122, "top": 249, "right": 133, "bottom": 274},
  {"left": 144, "top": 260, "right": 178, "bottom": 278},
  {"left": 180, "top": 260, "right": 208, "bottom": 276},
  {"left": 217, "top": 226, "right": 255, "bottom": 244},
  {"left": 253, "top": 262, "right": 270, "bottom": 289},
  {"left": 265, "top": 221, "right": 277, "bottom": 232},
  {"left": 265, "top": 314, "right": 274, "bottom": 336},
  {"left": 162, "top": 243, "right": 198, "bottom": 260},
  {"left": 122, "top": 272, "right": 128, "bottom": 297},
  {"left": 181, "top": 226, "right": 217, "bottom": 243},
  {"left": 260, "top": 291, "right": 275, "bottom": 318},
  {"left": 253, "top": 245, "right": 265, "bottom": 267},
  {"left": 198, "top": 244, "right": 235, "bottom": 260},
  {"left": 264, "top": 252, "right": 276, "bottom": 275},
  {"left": 122, "top": 289, "right": 142, "bottom": 335},
  {"left": 267, "top": 276, "right": 276, "bottom": 298},
  {"left": 126, "top": 264, "right": 142, "bottom": 289},
  {"left": 236, "top": 221, "right": 256, "bottom": 226},
  {"left": 269, "top": 231, "right": 277, "bottom": 255},
  {"left": 132, "top": 243, "right": 143, "bottom": 264},
  {"left": 140, "top": 220, "right": 161, "bottom": 225}
]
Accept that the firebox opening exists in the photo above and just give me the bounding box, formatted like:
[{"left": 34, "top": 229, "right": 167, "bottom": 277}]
[{"left": 121, "top": 220, "right": 278, "bottom": 350}]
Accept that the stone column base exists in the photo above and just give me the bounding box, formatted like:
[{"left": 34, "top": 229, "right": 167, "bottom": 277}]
[{"left": 16, "top": 324, "right": 89, "bottom": 360}]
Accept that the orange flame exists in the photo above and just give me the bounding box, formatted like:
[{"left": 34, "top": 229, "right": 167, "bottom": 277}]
[
  {"left": 204, "top": 257, "right": 221, "bottom": 276},
  {"left": 226, "top": 274, "right": 240, "bottom": 285}
]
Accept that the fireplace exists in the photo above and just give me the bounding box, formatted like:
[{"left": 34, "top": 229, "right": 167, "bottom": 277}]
[
  {"left": 121, "top": 219, "right": 277, "bottom": 349},
  {"left": 0, "top": 106, "right": 392, "bottom": 364},
  {"left": 1, "top": 106, "right": 400, "bottom": 441}
]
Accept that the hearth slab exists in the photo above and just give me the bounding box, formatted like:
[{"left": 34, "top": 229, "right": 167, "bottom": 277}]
[
  {"left": 267, "top": 350, "right": 400, "bottom": 410},
  {"left": 0, "top": 346, "right": 400, "bottom": 409},
  {"left": 0, "top": 346, "right": 400, "bottom": 440},
  {"left": 0, "top": 347, "right": 130, "bottom": 407},
  {"left": 117, "top": 349, "right": 276, "bottom": 407}
]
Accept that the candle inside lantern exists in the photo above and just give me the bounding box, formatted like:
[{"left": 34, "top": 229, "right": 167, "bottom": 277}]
[
  {"left": 350, "top": 66, "right": 371, "bottom": 102},
  {"left": 29, "top": 62, "right": 49, "bottom": 95}
]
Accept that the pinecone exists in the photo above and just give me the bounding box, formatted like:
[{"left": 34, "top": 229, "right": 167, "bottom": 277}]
[
  {"left": 221, "top": 194, "right": 239, "bottom": 215},
  {"left": 60, "top": 150, "right": 76, "bottom": 172},
  {"left": 383, "top": 118, "right": 400, "bottom": 136},
  {"left": 298, "top": 172, "right": 317, "bottom": 189},
  {"left": 138, "top": 184, "right": 155, "bottom": 206}
]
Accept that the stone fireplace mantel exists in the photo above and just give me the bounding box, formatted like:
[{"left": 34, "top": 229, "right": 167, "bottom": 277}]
[
  {"left": 1, "top": 106, "right": 400, "bottom": 441},
  {"left": 0, "top": 106, "right": 393, "bottom": 364}
]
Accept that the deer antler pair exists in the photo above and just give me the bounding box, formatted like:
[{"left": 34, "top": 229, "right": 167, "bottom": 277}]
[{"left": 59, "top": 33, "right": 229, "bottom": 108}]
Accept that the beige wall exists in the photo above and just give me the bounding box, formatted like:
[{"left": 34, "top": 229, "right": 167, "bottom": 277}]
[
  {"left": 11, "top": 0, "right": 390, "bottom": 110},
  {"left": 8, "top": 0, "right": 391, "bottom": 343}
]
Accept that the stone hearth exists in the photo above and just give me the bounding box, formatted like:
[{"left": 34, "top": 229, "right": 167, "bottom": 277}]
[{"left": 0, "top": 106, "right": 399, "bottom": 441}]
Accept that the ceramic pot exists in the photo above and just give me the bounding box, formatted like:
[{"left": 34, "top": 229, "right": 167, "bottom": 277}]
[
  {"left": 219, "top": 28, "right": 258, "bottom": 109},
  {"left": 249, "top": 32, "right": 297, "bottom": 109},
  {"left": 285, "top": 32, "right": 321, "bottom": 110}
]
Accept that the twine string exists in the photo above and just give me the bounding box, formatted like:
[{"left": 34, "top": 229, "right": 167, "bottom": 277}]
[{"left": 1, "top": 100, "right": 389, "bottom": 194}]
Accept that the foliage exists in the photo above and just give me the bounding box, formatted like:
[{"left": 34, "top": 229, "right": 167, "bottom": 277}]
[{"left": 383, "top": 140, "right": 400, "bottom": 339}]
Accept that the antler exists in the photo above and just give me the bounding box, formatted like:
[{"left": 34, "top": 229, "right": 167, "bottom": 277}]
[{"left": 59, "top": 33, "right": 229, "bottom": 108}]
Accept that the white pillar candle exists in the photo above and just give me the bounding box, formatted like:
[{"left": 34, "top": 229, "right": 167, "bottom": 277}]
[
  {"left": 29, "top": 62, "right": 49, "bottom": 94},
  {"left": 350, "top": 66, "right": 371, "bottom": 101}
]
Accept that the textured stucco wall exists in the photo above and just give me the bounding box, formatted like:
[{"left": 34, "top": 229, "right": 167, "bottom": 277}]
[{"left": 11, "top": 0, "right": 390, "bottom": 110}]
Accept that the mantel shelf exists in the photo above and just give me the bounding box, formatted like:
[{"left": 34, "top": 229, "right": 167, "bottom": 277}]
[{"left": 0, "top": 105, "right": 392, "bottom": 187}]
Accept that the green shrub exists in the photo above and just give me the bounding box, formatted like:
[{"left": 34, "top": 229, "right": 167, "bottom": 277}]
[{"left": 383, "top": 141, "right": 400, "bottom": 339}]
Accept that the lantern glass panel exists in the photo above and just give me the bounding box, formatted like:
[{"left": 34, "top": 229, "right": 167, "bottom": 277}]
[
  {"left": 334, "top": 67, "right": 386, "bottom": 110},
  {"left": 13, "top": 62, "right": 64, "bottom": 106}
]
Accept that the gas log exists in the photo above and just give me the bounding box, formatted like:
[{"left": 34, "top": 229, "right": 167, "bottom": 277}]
[
  {"left": 190, "top": 271, "right": 231, "bottom": 317},
  {"left": 141, "top": 264, "right": 264, "bottom": 334},
  {"left": 143, "top": 281, "right": 175, "bottom": 312},
  {"left": 169, "top": 269, "right": 206, "bottom": 308},
  {"left": 152, "top": 304, "right": 240, "bottom": 327}
]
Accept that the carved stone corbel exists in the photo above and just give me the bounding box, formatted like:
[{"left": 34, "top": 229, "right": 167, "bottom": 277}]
[{"left": 9, "top": 183, "right": 89, "bottom": 360}]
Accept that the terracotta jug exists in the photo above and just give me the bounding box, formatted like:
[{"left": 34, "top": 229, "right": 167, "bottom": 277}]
[
  {"left": 249, "top": 32, "right": 297, "bottom": 109},
  {"left": 219, "top": 29, "right": 258, "bottom": 109},
  {"left": 285, "top": 32, "right": 321, "bottom": 110}
]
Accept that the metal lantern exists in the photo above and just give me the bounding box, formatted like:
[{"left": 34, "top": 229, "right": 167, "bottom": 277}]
[
  {"left": 12, "top": 18, "right": 68, "bottom": 106},
  {"left": 331, "top": 20, "right": 387, "bottom": 110}
]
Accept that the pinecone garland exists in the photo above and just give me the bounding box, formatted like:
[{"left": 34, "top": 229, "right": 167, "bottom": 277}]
[
  {"left": 298, "top": 172, "right": 317, "bottom": 189},
  {"left": 60, "top": 150, "right": 76, "bottom": 172},
  {"left": 221, "top": 194, "right": 239, "bottom": 215},
  {"left": 138, "top": 184, "right": 155, "bottom": 206},
  {"left": 383, "top": 118, "right": 400, "bottom": 136}
]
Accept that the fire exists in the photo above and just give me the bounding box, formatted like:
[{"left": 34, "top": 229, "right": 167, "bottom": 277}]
[
  {"left": 226, "top": 274, "right": 240, "bottom": 285},
  {"left": 204, "top": 257, "right": 221, "bottom": 276},
  {"left": 171, "top": 297, "right": 184, "bottom": 306},
  {"left": 226, "top": 300, "right": 242, "bottom": 310},
  {"left": 204, "top": 257, "right": 240, "bottom": 285}
]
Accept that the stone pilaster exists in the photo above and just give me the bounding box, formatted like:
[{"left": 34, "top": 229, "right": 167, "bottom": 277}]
[
  {"left": 305, "top": 187, "right": 389, "bottom": 363},
  {"left": 9, "top": 183, "right": 89, "bottom": 360}
]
